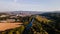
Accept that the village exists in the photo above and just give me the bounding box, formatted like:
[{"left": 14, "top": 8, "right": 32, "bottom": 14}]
[
  {"left": 0, "top": 12, "right": 30, "bottom": 31},
  {"left": 0, "top": 12, "right": 31, "bottom": 23}
]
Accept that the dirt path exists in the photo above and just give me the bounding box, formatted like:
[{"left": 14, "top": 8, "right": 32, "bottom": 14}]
[{"left": 0, "top": 23, "right": 23, "bottom": 31}]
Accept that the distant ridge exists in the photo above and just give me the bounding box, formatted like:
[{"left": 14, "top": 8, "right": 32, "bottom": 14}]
[
  {"left": 0, "top": 11, "right": 60, "bottom": 15},
  {"left": 0, "top": 11, "right": 44, "bottom": 15}
]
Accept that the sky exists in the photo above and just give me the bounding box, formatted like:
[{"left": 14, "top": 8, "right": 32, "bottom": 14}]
[{"left": 0, "top": 0, "right": 60, "bottom": 11}]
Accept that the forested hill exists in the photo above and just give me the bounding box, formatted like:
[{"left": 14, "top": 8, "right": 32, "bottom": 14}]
[
  {"left": 0, "top": 13, "right": 60, "bottom": 34},
  {"left": 0, "top": 11, "right": 60, "bottom": 34}
]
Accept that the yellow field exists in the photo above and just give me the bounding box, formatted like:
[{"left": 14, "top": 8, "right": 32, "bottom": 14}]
[{"left": 0, "top": 23, "right": 23, "bottom": 31}]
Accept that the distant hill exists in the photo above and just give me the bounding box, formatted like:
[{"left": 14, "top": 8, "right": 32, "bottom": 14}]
[
  {"left": 0, "top": 11, "right": 44, "bottom": 15},
  {"left": 8, "top": 11, "right": 44, "bottom": 15},
  {"left": 40, "top": 11, "right": 60, "bottom": 18}
]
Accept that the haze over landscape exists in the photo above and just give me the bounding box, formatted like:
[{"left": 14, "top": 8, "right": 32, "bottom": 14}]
[{"left": 0, "top": 0, "right": 60, "bottom": 12}]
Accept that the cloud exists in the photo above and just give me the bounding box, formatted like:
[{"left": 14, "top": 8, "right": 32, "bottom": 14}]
[
  {"left": 0, "top": 0, "right": 60, "bottom": 12},
  {"left": 13, "top": 0, "right": 17, "bottom": 3},
  {"left": 0, "top": 1, "right": 41, "bottom": 11}
]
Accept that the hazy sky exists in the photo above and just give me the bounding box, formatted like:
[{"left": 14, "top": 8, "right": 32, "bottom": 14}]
[{"left": 0, "top": 0, "right": 60, "bottom": 11}]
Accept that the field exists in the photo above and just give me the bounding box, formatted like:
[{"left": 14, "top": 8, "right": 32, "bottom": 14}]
[{"left": 0, "top": 23, "right": 22, "bottom": 31}]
